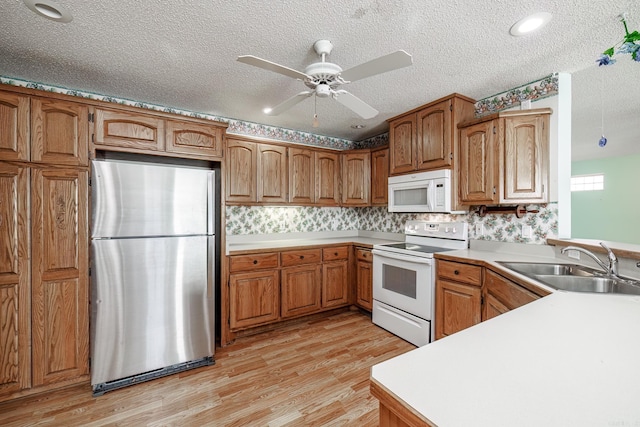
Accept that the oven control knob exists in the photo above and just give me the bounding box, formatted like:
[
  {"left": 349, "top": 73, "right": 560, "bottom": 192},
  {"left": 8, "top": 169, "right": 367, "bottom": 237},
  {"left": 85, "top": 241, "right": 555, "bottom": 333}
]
[
  {"left": 452, "top": 227, "right": 457, "bottom": 233},
  {"left": 445, "top": 227, "right": 450, "bottom": 233}
]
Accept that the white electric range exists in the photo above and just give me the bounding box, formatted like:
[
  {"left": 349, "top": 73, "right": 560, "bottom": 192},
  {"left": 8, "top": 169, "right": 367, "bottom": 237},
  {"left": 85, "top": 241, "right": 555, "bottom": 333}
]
[{"left": 372, "top": 220, "right": 468, "bottom": 346}]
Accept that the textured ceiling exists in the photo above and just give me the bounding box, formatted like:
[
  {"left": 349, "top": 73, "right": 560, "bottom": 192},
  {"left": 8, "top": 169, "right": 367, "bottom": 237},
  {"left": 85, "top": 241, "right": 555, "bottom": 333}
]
[{"left": 0, "top": 0, "right": 638, "bottom": 159}]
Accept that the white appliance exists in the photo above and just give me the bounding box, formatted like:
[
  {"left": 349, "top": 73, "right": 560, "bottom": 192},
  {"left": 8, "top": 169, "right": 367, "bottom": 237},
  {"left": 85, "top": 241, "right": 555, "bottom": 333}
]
[
  {"left": 388, "top": 169, "right": 452, "bottom": 213},
  {"left": 372, "top": 220, "right": 468, "bottom": 346}
]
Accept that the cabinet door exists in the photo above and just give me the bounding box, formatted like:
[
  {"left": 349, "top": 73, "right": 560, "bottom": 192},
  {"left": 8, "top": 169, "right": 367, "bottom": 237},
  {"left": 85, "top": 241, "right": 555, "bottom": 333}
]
[
  {"left": 322, "top": 260, "right": 348, "bottom": 308},
  {"left": 483, "top": 292, "right": 509, "bottom": 321},
  {"left": 416, "top": 99, "right": 452, "bottom": 170},
  {"left": 0, "top": 91, "right": 30, "bottom": 162},
  {"left": 315, "top": 151, "right": 340, "bottom": 206},
  {"left": 281, "top": 264, "right": 321, "bottom": 318},
  {"left": 458, "top": 120, "right": 497, "bottom": 204},
  {"left": 356, "top": 259, "right": 373, "bottom": 311},
  {"left": 31, "top": 98, "right": 88, "bottom": 166},
  {"left": 0, "top": 164, "right": 30, "bottom": 395},
  {"left": 31, "top": 168, "right": 89, "bottom": 387},
  {"left": 257, "top": 144, "right": 288, "bottom": 203},
  {"left": 225, "top": 139, "right": 257, "bottom": 203},
  {"left": 342, "top": 152, "right": 371, "bottom": 206},
  {"left": 435, "top": 279, "right": 481, "bottom": 340},
  {"left": 482, "top": 269, "right": 539, "bottom": 320},
  {"left": 229, "top": 270, "right": 280, "bottom": 329},
  {"left": 289, "top": 148, "right": 315, "bottom": 204},
  {"left": 389, "top": 115, "right": 416, "bottom": 175},
  {"left": 371, "top": 148, "right": 389, "bottom": 206},
  {"left": 94, "top": 108, "right": 165, "bottom": 152},
  {"left": 166, "top": 120, "right": 222, "bottom": 159},
  {"left": 501, "top": 114, "right": 549, "bottom": 203}
]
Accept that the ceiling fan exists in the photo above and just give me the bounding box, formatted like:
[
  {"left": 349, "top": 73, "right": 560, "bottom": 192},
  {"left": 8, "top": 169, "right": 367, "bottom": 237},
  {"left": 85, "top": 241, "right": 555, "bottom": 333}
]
[{"left": 237, "top": 40, "right": 413, "bottom": 120}]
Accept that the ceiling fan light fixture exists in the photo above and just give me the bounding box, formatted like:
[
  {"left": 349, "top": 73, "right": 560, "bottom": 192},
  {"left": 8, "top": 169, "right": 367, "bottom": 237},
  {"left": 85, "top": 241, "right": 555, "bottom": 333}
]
[
  {"left": 23, "top": 0, "right": 73, "bottom": 23},
  {"left": 510, "top": 12, "right": 552, "bottom": 36}
]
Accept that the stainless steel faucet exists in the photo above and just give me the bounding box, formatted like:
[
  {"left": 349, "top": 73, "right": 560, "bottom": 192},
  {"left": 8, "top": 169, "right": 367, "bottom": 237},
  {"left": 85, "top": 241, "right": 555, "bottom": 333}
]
[{"left": 561, "top": 242, "right": 619, "bottom": 277}]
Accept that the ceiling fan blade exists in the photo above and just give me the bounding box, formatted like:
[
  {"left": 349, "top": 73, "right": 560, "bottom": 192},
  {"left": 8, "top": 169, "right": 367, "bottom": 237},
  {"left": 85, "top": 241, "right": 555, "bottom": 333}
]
[
  {"left": 333, "top": 90, "right": 378, "bottom": 119},
  {"left": 237, "top": 55, "right": 310, "bottom": 80},
  {"left": 339, "top": 50, "right": 413, "bottom": 82},
  {"left": 266, "top": 91, "right": 314, "bottom": 115}
]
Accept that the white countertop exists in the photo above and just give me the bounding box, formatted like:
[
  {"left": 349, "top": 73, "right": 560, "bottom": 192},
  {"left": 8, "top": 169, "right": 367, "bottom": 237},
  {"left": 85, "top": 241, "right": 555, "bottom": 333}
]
[{"left": 372, "top": 291, "right": 640, "bottom": 426}]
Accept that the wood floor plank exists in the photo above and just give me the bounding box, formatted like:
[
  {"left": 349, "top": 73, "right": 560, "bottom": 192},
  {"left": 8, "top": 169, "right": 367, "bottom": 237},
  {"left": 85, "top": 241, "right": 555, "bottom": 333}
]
[{"left": 0, "top": 311, "right": 415, "bottom": 426}]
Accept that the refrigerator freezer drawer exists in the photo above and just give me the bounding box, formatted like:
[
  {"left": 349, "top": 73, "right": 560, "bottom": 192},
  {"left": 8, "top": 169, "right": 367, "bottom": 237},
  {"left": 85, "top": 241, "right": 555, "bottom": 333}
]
[
  {"left": 91, "top": 159, "right": 213, "bottom": 238},
  {"left": 90, "top": 236, "right": 215, "bottom": 386}
]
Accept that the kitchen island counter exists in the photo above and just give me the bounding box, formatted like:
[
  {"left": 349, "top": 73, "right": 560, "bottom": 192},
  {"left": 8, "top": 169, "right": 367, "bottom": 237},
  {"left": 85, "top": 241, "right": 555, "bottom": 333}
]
[{"left": 371, "top": 290, "right": 640, "bottom": 426}]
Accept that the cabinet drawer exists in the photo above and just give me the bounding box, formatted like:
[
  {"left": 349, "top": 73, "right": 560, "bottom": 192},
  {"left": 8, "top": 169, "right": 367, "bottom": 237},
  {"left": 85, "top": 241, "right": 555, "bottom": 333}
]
[
  {"left": 355, "top": 248, "right": 372, "bottom": 262},
  {"left": 229, "top": 253, "right": 279, "bottom": 272},
  {"left": 281, "top": 249, "right": 322, "bottom": 266},
  {"left": 323, "top": 246, "right": 349, "bottom": 261},
  {"left": 437, "top": 260, "right": 482, "bottom": 286},
  {"left": 484, "top": 269, "right": 538, "bottom": 310}
]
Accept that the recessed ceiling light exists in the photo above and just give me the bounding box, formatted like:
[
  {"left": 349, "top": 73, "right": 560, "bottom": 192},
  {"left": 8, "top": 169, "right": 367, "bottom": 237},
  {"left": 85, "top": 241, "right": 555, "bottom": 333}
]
[
  {"left": 23, "top": 0, "right": 73, "bottom": 23},
  {"left": 510, "top": 12, "right": 552, "bottom": 36},
  {"left": 262, "top": 107, "right": 272, "bottom": 114},
  {"left": 351, "top": 124, "right": 366, "bottom": 129}
]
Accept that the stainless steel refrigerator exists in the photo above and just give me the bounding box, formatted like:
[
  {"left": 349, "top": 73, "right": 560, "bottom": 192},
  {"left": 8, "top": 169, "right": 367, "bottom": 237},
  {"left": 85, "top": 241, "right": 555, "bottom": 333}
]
[{"left": 90, "top": 155, "right": 217, "bottom": 395}]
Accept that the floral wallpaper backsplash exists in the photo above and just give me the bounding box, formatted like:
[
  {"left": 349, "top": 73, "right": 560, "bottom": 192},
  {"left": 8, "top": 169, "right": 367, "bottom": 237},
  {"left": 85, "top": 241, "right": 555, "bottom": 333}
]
[{"left": 226, "top": 203, "right": 558, "bottom": 244}]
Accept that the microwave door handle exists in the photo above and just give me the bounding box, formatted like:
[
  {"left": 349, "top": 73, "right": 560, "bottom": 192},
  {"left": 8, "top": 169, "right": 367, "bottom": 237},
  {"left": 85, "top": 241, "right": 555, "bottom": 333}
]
[
  {"left": 427, "top": 181, "right": 435, "bottom": 212},
  {"left": 372, "top": 249, "right": 433, "bottom": 264}
]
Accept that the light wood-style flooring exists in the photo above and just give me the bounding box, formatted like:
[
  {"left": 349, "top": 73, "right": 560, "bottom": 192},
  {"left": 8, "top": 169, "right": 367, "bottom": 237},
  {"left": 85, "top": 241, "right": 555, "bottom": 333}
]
[{"left": 0, "top": 310, "right": 415, "bottom": 426}]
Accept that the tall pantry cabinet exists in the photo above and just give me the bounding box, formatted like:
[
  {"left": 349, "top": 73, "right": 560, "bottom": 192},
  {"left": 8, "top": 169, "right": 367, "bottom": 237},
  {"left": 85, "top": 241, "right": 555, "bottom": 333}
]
[{"left": 0, "top": 89, "right": 89, "bottom": 401}]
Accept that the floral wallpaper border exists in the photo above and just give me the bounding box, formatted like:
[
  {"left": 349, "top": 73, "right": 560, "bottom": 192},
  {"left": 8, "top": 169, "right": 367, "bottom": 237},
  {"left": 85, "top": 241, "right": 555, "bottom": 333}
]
[
  {"left": 474, "top": 74, "right": 559, "bottom": 116},
  {"left": 226, "top": 204, "right": 558, "bottom": 245},
  {"left": 0, "top": 75, "right": 369, "bottom": 150}
]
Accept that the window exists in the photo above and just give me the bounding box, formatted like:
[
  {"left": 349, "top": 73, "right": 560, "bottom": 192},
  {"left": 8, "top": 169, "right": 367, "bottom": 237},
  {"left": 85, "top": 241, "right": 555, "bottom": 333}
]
[{"left": 571, "top": 174, "right": 604, "bottom": 192}]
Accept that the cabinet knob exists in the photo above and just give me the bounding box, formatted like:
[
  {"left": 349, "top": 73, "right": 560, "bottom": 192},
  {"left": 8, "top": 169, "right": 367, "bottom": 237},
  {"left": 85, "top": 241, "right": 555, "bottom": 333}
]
[
  {"left": 334, "top": 252, "right": 338, "bottom": 256},
  {"left": 300, "top": 255, "right": 304, "bottom": 259},
  {"left": 253, "top": 260, "right": 258, "bottom": 265},
  {"left": 454, "top": 270, "right": 460, "bottom": 275}
]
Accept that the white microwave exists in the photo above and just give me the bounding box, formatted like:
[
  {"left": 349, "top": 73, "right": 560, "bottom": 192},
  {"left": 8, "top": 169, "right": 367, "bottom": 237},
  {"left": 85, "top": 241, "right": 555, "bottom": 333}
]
[{"left": 388, "top": 170, "right": 452, "bottom": 213}]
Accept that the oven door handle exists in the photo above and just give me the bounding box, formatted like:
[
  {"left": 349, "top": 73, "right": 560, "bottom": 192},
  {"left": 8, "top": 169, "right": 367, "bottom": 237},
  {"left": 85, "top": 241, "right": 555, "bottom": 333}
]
[{"left": 372, "top": 249, "right": 433, "bottom": 265}]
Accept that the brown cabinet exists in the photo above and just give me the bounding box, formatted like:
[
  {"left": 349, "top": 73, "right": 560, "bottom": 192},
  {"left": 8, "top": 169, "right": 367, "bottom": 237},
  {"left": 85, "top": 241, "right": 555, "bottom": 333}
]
[
  {"left": 94, "top": 107, "right": 225, "bottom": 160},
  {"left": 435, "top": 260, "right": 482, "bottom": 339},
  {"left": 258, "top": 143, "right": 288, "bottom": 203},
  {"left": 321, "top": 247, "right": 349, "bottom": 308},
  {"left": 0, "top": 91, "right": 30, "bottom": 162},
  {"left": 281, "top": 264, "right": 322, "bottom": 318},
  {"left": 32, "top": 98, "right": 89, "bottom": 166},
  {"left": 458, "top": 108, "right": 551, "bottom": 205},
  {"left": 342, "top": 151, "right": 370, "bottom": 206},
  {"left": 370, "top": 147, "right": 389, "bottom": 206},
  {"left": 225, "top": 138, "right": 288, "bottom": 204},
  {"left": 0, "top": 164, "right": 30, "bottom": 396},
  {"left": 31, "top": 168, "right": 89, "bottom": 386},
  {"left": 228, "top": 253, "right": 280, "bottom": 330},
  {"left": 388, "top": 94, "right": 475, "bottom": 176},
  {"left": 315, "top": 151, "right": 340, "bottom": 206},
  {"left": 355, "top": 248, "right": 373, "bottom": 311},
  {"left": 289, "top": 147, "right": 315, "bottom": 204},
  {"left": 435, "top": 258, "right": 549, "bottom": 340}
]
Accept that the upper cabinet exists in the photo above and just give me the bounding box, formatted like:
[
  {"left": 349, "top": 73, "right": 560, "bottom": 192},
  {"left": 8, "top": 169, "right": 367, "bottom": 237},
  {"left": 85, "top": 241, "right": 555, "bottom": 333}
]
[
  {"left": 226, "top": 137, "right": 288, "bottom": 204},
  {"left": 458, "top": 108, "right": 551, "bottom": 205},
  {"left": 315, "top": 151, "right": 340, "bottom": 206},
  {"left": 388, "top": 94, "right": 475, "bottom": 176},
  {"left": 370, "top": 147, "right": 389, "bottom": 206},
  {"left": 0, "top": 93, "right": 88, "bottom": 166},
  {"left": 289, "top": 147, "right": 315, "bottom": 204},
  {"left": 94, "top": 107, "right": 225, "bottom": 160},
  {"left": 342, "top": 151, "right": 371, "bottom": 206},
  {"left": 0, "top": 91, "right": 30, "bottom": 162}
]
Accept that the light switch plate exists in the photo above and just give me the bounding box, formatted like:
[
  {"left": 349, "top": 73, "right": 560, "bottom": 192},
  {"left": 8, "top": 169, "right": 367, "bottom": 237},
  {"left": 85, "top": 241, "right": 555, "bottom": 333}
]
[
  {"left": 475, "top": 223, "right": 484, "bottom": 236},
  {"left": 521, "top": 225, "right": 532, "bottom": 238}
]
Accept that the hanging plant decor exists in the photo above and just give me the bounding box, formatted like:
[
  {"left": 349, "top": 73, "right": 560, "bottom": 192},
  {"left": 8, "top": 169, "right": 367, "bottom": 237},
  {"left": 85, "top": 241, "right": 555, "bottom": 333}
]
[{"left": 597, "top": 13, "right": 640, "bottom": 65}]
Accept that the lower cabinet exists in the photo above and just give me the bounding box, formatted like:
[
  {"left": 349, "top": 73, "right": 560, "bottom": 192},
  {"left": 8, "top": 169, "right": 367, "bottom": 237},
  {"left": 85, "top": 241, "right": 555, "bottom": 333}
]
[
  {"left": 227, "top": 245, "right": 350, "bottom": 335},
  {"left": 355, "top": 247, "right": 373, "bottom": 311},
  {"left": 435, "top": 259, "right": 548, "bottom": 340}
]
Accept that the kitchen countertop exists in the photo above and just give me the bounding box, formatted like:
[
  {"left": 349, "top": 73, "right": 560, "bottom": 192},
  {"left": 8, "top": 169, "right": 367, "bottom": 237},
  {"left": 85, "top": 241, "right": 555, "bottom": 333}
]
[
  {"left": 371, "top": 291, "right": 640, "bottom": 426},
  {"left": 226, "top": 230, "right": 403, "bottom": 254}
]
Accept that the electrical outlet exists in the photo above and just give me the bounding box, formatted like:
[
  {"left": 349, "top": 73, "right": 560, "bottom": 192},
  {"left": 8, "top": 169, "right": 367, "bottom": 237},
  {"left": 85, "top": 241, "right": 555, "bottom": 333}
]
[
  {"left": 475, "top": 224, "right": 484, "bottom": 236},
  {"left": 521, "top": 225, "right": 532, "bottom": 238},
  {"left": 566, "top": 249, "right": 581, "bottom": 260}
]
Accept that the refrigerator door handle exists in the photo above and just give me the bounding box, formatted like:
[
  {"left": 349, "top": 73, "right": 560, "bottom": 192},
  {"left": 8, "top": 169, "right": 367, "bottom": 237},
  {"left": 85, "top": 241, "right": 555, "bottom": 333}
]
[{"left": 207, "top": 170, "right": 215, "bottom": 236}]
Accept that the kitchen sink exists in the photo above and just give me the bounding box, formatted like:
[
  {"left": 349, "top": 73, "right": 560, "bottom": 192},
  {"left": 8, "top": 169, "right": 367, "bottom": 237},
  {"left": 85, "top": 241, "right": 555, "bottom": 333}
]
[
  {"left": 497, "top": 261, "right": 640, "bottom": 296},
  {"left": 534, "top": 275, "right": 640, "bottom": 295},
  {"left": 497, "top": 262, "right": 600, "bottom": 277}
]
